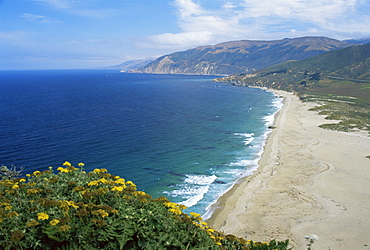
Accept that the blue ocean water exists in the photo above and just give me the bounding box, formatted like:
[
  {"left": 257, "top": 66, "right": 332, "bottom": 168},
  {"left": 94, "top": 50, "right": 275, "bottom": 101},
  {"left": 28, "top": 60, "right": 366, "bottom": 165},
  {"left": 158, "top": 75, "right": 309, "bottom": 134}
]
[{"left": 0, "top": 70, "right": 282, "bottom": 217}]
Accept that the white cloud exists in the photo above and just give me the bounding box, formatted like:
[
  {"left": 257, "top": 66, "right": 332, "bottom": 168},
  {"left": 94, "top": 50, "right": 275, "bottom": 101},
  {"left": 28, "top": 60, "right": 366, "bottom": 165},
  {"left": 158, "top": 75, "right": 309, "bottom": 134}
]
[
  {"left": 174, "top": 0, "right": 204, "bottom": 19},
  {"left": 22, "top": 13, "right": 57, "bottom": 23},
  {"left": 174, "top": 0, "right": 239, "bottom": 34},
  {"left": 33, "top": 0, "right": 73, "bottom": 9},
  {"left": 238, "top": 0, "right": 361, "bottom": 27},
  {"left": 0, "top": 31, "right": 35, "bottom": 46},
  {"left": 137, "top": 0, "right": 370, "bottom": 56},
  {"left": 32, "top": 0, "right": 116, "bottom": 18},
  {"left": 138, "top": 31, "right": 214, "bottom": 50},
  {"left": 68, "top": 8, "right": 117, "bottom": 18},
  {"left": 223, "top": 2, "right": 237, "bottom": 10}
]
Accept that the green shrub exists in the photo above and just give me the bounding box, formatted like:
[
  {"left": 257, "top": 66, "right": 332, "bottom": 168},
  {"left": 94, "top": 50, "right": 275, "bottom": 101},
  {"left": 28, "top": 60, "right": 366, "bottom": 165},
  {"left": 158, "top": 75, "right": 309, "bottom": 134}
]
[{"left": 0, "top": 162, "right": 290, "bottom": 249}]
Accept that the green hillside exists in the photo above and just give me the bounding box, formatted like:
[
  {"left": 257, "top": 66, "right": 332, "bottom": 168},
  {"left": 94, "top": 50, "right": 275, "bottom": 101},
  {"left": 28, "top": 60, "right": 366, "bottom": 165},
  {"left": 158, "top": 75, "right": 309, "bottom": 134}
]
[
  {"left": 216, "top": 44, "right": 370, "bottom": 99},
  {"left": 215, "top": 44, "right": 370, "bottom": 132}
]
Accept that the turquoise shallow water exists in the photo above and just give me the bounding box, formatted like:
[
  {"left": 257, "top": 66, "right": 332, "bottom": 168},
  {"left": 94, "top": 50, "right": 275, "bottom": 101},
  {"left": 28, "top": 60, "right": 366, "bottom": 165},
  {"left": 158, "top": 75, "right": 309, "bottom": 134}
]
[{"left": 0, "top": 70, "right": 282, "bottom": 216}]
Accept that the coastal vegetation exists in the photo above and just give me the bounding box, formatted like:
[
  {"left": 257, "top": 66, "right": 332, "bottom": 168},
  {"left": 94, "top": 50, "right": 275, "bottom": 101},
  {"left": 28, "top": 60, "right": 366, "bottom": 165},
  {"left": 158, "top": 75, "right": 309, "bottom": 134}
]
[
  {"left": 299, "top": 93, "right": 369, "bottom": 132},
  {"left": 0, "top": 162, "right": 290, "bottom": 249},
  {"left": 214, "top": 43, "right": 370, "bottom": 134}
]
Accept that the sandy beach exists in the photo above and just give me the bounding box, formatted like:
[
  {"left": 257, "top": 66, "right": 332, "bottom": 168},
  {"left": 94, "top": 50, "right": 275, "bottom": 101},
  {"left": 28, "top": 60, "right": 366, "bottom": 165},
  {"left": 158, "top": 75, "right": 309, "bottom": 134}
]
[{"left": 206, "top": 90, "right": 370, "bottom": 249}]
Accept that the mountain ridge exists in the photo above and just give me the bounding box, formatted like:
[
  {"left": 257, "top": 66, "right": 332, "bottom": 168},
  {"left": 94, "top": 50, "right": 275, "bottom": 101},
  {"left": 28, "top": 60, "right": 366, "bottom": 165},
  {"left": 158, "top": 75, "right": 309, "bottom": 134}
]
[
  {"left": 214, "top": 43, "right": 370, "bottom": 100},
  {"left": 128, "top": 36, "right": 368, "bottom": 75}
]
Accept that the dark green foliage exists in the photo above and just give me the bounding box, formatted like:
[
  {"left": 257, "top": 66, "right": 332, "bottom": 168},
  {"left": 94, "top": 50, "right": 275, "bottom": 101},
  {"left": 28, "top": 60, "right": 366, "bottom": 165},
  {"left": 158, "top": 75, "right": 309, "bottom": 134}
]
[{"left": 0, "top": 164, "right": 291, "bottom": 250}]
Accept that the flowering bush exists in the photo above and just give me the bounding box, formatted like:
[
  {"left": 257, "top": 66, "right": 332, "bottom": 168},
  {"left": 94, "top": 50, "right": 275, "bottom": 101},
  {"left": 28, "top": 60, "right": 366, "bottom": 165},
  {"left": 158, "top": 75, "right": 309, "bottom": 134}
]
[{"left": 0, "top": 162, "right": 290, "bottom": 249}]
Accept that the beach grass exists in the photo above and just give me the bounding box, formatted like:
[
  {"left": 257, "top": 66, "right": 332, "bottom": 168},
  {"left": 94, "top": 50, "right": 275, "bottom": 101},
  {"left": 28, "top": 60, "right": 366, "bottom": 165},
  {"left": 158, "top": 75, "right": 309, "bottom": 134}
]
[{"left": 299, "top": 93, "right": 370, "bottom": 133}]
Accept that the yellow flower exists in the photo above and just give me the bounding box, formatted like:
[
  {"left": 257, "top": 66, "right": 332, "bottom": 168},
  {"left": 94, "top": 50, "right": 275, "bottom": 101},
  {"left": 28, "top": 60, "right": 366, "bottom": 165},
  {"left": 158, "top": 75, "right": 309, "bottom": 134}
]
[
  {"left": 33, "top": 171, "right": 41, "bottom": 176},
  {"left": 168, "top": 208, "right": 182, "bottom": 215},
  {"left": 37, "top": 212, "right": 49, "bottom": 220},
  {"left": 67, "top": 166, "right": 77, "bottom": 171},
  {"left": 19, "top": 178, "right": 26, "bottom": 182},
  {"left": 59, "top": 225, "right": 72, "bottom": 232},
  {"left": 67, "top": 201, "right": 79, "bottom": 209},
  {"left": 215, "top": 242, "right": 222, "bottom": 245},
  {"left": 93, "top": 169, "right": 101, "bottom": 173},
  {"left": 11, "top": 184, "right": 19, "bottom": 190},
  {"left": 114, "top": 178, "right": 125, "bottom": 184},
  {"left": 88, "top": 180, "right": 99, "bottom": 186},
  {"left": 164, "top": 202, "right": 177, "bottom": 208},
  {"left": 99, "top": 178, "right": 107, "bottom": 184},
  {"left": 62, "top": 161, "right": 72, "bottom": 167},
  {"left": 26, "top": 220, "right": 40, "bottom": 227},
  {"left": 179, "top": 204, "right": 187, "bottom": 209},
  {"left": 78, "top": 162, "right": 85, "bottom": 167},
  {"left": 57, "top": 167, "right": 70, "bottom": 173},
  {"left": 27, "top": 188, "right": 39, "bottom": 194},
  {"left": 6, "top": 211, "right": 19, "bottom": 218},
  {"left": 50, "top": 219, "right": 60, "bottom": 226},
  {"left": 73, "top": 186, "right": 85, "bottom": 192},
  {"left": 26, "top": 174, "right": 31, "bottom": 177},
  {"left": 92, "top": 209, "right": 109, "bottom": 218},
  {"left": 111, "top": 186, "right": 124, "bottom": 192},
  {"left": 5, "top": 205, "right": 12, "bottom": 210},
  {"left": 58, "top": 200, "right": 70, "bottom": 211},
  {"left": 190, "top": 212, "right": 201, "bottom": 218}
]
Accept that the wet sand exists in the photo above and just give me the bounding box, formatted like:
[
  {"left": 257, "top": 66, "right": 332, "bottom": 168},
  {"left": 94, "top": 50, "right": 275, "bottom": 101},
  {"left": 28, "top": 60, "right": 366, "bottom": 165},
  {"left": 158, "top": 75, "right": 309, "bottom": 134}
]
[{"left": 207, "top": 90, "right": 370, "bottom": 249}]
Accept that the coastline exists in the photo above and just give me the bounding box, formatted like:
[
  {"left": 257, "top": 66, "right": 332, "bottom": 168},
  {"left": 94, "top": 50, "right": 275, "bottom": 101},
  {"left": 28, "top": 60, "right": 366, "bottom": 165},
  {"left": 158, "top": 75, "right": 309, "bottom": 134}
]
[{"left": 206, "top": 90, "right": 370, "bottom": 249}]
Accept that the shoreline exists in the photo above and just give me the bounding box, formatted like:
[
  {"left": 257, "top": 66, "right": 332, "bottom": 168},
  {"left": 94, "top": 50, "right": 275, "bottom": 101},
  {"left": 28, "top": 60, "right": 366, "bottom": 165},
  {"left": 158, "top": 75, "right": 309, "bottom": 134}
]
[
  {"left": 202, "top": 89, "right": 283, "bottom": 220},
  {"left": 206, "top": 90, "right": 370, "bottom": 249}
]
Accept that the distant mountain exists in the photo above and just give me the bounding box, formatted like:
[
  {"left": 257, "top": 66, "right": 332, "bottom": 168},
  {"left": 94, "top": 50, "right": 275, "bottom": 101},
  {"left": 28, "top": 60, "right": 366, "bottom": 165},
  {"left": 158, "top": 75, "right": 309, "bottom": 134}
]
[
  {"left": 214, "top": 43, "right": 370, "bottom": 100},
  {"left": 344, "top": 37, "right": 370, "bottom": 45},
  {"left": 130, "top": 37, "right": 364, "bottom": 75},
  {"left": 106, "top": 59, "right": 153, "bottom": 71}
]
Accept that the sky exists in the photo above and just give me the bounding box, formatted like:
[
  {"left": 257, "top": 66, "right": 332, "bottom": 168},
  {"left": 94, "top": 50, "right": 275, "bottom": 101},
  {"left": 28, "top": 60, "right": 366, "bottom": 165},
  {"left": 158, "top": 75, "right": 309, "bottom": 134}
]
[{"left": 1, "top": 0, "right": 370, "bottom": 70}]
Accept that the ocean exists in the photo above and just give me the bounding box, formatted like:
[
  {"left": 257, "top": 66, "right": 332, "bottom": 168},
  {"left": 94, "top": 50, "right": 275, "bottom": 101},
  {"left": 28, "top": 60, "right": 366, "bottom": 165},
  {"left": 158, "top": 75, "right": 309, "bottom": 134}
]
[{"left": 0, "top": 70, "right": 282, "bottom": 218}]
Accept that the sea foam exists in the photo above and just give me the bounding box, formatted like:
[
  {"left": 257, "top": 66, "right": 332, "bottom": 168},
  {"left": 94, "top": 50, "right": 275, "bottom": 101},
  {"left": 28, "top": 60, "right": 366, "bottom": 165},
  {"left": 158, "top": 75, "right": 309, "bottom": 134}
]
[{"left": 164, "top": 174, "right": 217, "bottom": 208}]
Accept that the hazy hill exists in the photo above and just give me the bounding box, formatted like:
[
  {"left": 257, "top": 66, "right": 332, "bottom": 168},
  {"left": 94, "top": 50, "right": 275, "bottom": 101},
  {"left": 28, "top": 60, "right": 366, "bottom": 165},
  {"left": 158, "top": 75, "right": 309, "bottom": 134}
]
[
  {"left": 130, "top": 37, "right": 362, "bottom": 75},
  {"left": 344, "top": 37, "right": 370, "bottom": 45},
  {"left": 215, "top": 43, "right": 370, "bottom": 100},
  {"left": 106, "top": 59, "right": 153, "bottom": 70}
]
